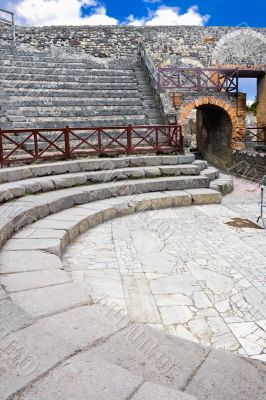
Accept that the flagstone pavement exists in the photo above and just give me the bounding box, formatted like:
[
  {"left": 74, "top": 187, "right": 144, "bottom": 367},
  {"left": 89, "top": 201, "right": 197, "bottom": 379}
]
[{"left": 63, "top": 177, "right": 266, "bottom": 361}]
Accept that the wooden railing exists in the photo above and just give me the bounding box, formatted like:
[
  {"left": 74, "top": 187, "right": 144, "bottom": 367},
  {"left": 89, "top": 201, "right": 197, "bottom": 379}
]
[
  {"left": 245, "top": 127, "right": 266, "bottom": 145},
  {"left": 0, "top": 124, "right": 183, "bottom": 166}
]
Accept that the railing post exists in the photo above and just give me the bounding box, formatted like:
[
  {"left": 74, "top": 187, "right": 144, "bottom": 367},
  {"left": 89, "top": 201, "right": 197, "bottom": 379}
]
[
  {"left": 0, "top": 127, "right": 3, "bottom": 168},
  {"left": 97, "top": 129, "right": 102, "bottom": 155},
  {"left": 64, "top": 125, "right": 71, "bottom": 160},
  {"left": 33, "top": 130, "right": 38, "bottom": 161},
  {"left": 127, "top": 124, "right": 132, "bottom": 155},
  {"left": 180, "top": 127, "right": 184, "bottom": 154}
]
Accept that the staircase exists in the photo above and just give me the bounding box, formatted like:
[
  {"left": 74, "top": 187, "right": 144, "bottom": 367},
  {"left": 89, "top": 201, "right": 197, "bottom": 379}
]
[{"left": 0, "top": 44, "right": 164, "bottom": 130}]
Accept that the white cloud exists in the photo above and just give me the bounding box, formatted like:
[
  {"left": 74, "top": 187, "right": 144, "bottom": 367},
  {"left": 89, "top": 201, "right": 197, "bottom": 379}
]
[
  {"left": 4, "top": 0, "right": 118, "bottom": 26},
  {"left": 143, "top": 0, "right": 162, "bottom": 4},
  {"left": 1, "top": 1, "right": 209, "bottom": 27},
  {"left": 128, "top": 5, "right": 210, "bottom": 26}
]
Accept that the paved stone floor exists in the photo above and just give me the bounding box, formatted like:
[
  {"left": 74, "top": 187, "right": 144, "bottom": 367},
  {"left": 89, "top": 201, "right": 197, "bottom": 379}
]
[{"left": 63, "top": 177, "right": 266, "bottom": 361}]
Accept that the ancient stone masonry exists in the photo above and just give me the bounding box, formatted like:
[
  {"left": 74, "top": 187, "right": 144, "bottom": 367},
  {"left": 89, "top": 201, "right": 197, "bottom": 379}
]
[
  {"left": 232, "top": 150, "right": 266, "bottom": 181},
  {"left": 0, "top": 24, "right": 265, "bottom": 168},
  {"left": 0, "top": 24, "right": 265, "bottom": 64}
]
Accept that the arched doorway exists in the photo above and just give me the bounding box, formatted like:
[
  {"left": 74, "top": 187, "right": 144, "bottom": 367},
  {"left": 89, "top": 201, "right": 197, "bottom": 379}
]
[
  {"left": 179, "top": 96, "right": 244, "bottom": 169},
  {"left": 196, "top": 104, "right": 232, "bottom": 168}
]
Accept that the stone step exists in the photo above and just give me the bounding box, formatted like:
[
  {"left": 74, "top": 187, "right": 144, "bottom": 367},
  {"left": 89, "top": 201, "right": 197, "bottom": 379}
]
[
  {"left": 11, "top": 98, "right": 143, "bottom": 107},
  {"left": 0, "top": 73, "right": 136, "bottom": 84},
  {"left": 0, "top": 155, "right": 196, "bottom": 183},
  {"left": 0, "top": 65, "right": 135, "bottom": 76},
  {"left": 24, "top": 114, "right": 147, "bottom": 124},
  {"left": 0, "top": 175, "right": 211, "bottom": 247},
  {"left": 0, "top": 164, "right": 204, "bottom": 203},
  {"left": 1, "top": 81, "right": 139, "bottom": 90},
  {"left": 19, "top": 105, "right": 144, "bottom": 118},
  {"left": 2, "top": 54, "right": 136, "bottom": 65},
  {"left": 6, "top": 89, "right": 140, "bottom": 98},
  {"left": 210, "top": 172, "right": 234, "bottom": 195}
]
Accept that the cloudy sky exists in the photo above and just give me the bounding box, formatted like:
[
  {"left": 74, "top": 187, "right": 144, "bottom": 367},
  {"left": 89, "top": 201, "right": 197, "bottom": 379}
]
[{"left": 0, "top": 0, "right": 265, "bottom": 27}]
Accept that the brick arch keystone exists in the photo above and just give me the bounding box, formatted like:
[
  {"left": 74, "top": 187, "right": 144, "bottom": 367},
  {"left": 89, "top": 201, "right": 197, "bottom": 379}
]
[{"left": 178, "top": 96, "right": 245, "bottom": 150}]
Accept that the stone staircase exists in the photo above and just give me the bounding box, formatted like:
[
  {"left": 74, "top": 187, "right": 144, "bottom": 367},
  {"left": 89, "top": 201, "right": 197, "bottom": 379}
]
[{"left": 0, "top": 44, "right": 163, "bottom": 130}]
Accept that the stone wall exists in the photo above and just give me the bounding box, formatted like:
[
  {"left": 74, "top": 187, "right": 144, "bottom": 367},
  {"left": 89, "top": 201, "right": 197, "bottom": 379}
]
[
  {"left": 0, "top": 24, "right": 265, "bottom": 66},
  {"left": 232, "top": 150, "right": 266, "bottom": 181}
]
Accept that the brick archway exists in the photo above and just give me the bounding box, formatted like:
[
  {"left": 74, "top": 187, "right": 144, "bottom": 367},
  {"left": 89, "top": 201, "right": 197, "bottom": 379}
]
[{"left": 178, "top": 96, "right": 245, "bottom": 150}]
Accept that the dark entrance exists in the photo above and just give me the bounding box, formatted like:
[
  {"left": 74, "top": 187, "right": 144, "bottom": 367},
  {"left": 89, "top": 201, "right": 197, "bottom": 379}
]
[{"left": 196, "top": 105, "right": 233, "bottom": 169}]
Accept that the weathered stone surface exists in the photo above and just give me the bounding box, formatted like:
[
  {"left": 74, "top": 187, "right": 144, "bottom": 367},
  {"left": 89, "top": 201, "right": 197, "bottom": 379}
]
[
  {"left": 201, "top": 167, "right": 219, "bottom": 180},
  {"left": 10, "top": 283, "right": 92, "bottom": 317},
  {"left": 193, "top": 160, "right": 208, "bottom": 170},
  {"left": 42, "top": 304, "right": 125, "bottom": 348},
  {"left": 132, "top": 382, "right": 196, "bottom": 400},
  {"left": 13, "top": 354, "right": 142, "bottom": 400},
  {"left": 0, "top": 250, "right": 63, "bottom": 273},
  {"left": 86, "top": 324, "right": 208, "bottom": 389},
  {"left": 144, "top": 167, "right": 161, "bottom": 178},
  {"left": 0, "top": 319, "right": 77, "bottom": 399},
  {"left": 0, "top": 297, "right": 32, "bottom": 338},
  {"left": 185, "top": 188, "right": 222, "bottom": 204},
  {"left": 187, "top": 349, "right": 266, "bottom": 400},
  {"left": 2, "top": 238, "right": 62, "bottom": 256},
  {"left": 177, "top": 154, "right": 195, "bottom": 164},
  {"left": 0, "top": 286, "right": 7, "bottom": 300},
  {"left": 0, "top": 270, "right": 71, "bottom": 293}
]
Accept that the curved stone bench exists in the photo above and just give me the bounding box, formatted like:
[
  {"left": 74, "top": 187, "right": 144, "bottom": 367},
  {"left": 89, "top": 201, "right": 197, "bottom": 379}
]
[
  {"left": 0, "top": 164, "right": 203, "bottom": 203},
  {"left": 0, "top": 175, "right": 217, "bottom": 247},
  {"left": 0, "top": 190, "right": 265, "bottom": 400},
  {"left": 0, "top": 155, "right": 196, "bottom": 183}
]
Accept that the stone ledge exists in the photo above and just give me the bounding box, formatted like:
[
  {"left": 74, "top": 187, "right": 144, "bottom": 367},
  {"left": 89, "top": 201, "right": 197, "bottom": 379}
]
[
  {"left": 0, "top": 176, "right": 211, "bottom": 248},
  {"left": 0, "top": 164, "right": 202, "bottom": 205},
  {"left": 0, "top": 154, "right": 196, "bottom": 184}
]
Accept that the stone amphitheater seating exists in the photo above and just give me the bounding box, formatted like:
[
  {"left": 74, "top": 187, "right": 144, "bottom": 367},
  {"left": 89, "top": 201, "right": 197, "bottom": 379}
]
[
  {"left": 0, "top": 41, "right": 263, "bottom": 400},
  {"left": 1, "top": 153, "right": 264, "bottom": 400},
  {"left": 0, "top": 44, "right": 163, "bottom": 130}
]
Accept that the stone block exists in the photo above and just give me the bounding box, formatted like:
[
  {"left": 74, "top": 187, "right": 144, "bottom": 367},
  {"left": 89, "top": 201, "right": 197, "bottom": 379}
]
[
  {"left": 187, "top": 349, "right": 266, "bottom": 400},
  {"left": 160, "top": 156, "right": 179, "bottom": 165},
  {"left": 130, "top": 169, "right": 146, "bottom": 179},
  {"left": 2, "top": 238, "right": 62, "bottom": 256},
  {"left": 201, "top": 167, "right": 219, "bottom": 180},
  {"left": 86, "top": 324, "right": 208, "bottom": 389},
  {"left": 144, "top": 167, "right": 161, "bottom": 178},
  {"left": 165, "top": 191, "right": 192, "bottom": 207},
  {"left": 132, "top": 382, "right": 196, "bottom": 400},
  {"left": 0, "top": 318, "right": 77, "bottom": 399},
  {"left": 193, "top": 160, "right": 208, "bottom": 170},
  {"left": 129, "top": 157, "right": 145, "bottom": 167},
  {"left": 178, "top": 154, "right": 195, "bottom": 164},
  {"left": 0, "top": 297, "right": 32, "bottom": 339},
  {"left": 14, "top": 352, "right": 142, "bottom": 400},
  {"left": 185, "top": 188, "right": 222, "bottom": 205},
  {"left": 0, "top": 250, "right": 63, "bottom": 273},
  {"left": 31, "top": 219, "right": 79, "bottom": 241},
  {"left": 0, "top": 270, "right": 71, "bottom": 293},
  {"left": 10, "top": 283, "right": 92, "bottom": 318}
]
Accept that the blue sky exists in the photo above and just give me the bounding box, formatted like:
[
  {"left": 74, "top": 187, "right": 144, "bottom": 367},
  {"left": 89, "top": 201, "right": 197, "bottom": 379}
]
[
  {"left": 2, "top": 0, "right": 266, "bottom": 27},
  {"left": 88, "top": 0, "right": 266, "bottom": 27}
]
